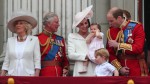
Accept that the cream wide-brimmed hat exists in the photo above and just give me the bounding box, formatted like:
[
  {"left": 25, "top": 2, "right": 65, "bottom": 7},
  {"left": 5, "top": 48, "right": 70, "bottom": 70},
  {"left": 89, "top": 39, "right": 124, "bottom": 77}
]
[
  {"left": 7, "top": 10, "right": 37, "bottom": 33},
  {"left": 72, "top": 5, "right": 93, "bottom": 28}
]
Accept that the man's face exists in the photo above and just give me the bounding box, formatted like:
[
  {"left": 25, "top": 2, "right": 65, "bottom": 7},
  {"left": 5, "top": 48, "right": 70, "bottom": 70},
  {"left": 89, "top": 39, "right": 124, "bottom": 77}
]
[
  {"left": 49, "top": 16, "right": 60, "bottom": 32},
  {"left": 107, "top": 13, "right": 120, "bottom": 28}
]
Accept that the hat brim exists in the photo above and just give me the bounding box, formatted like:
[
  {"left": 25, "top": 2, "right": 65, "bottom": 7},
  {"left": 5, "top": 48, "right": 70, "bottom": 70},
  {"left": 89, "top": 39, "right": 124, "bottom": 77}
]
[
  {"left": 73, "top": 5, "right": 93, "bottom": 28},
  {"left": 7, "top": 16, "right": 37, "bottom": 33}
]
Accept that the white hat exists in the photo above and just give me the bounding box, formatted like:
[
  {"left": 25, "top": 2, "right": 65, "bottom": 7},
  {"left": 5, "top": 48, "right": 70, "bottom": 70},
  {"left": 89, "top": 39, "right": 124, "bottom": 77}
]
[
  {"left": 7, "top": 10, "right": 37, "bottom": 33},
  {"left": 72, "top": 5, "right": 93, "bottom": 28}
]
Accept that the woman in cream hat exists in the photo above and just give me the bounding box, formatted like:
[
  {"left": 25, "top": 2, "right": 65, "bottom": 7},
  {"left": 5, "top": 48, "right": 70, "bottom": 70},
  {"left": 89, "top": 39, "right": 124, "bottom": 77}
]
[
  {"left": 1, "top": 10, "right": 41, "bottom": 76},
  {"left": 68, "top": 5, "right": 96, "bottom": 76}
]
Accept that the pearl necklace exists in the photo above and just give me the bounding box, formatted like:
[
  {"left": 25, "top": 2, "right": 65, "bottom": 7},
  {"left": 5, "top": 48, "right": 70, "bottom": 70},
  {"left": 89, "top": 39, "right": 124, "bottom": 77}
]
[{"left": 17, "top": 35, "right": 27, "bottom": 41}]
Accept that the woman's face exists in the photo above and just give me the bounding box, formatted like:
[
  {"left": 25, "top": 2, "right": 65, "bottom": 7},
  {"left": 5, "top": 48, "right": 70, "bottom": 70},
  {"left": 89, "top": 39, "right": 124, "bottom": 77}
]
[
  {"left": 14, "top": 20, "right": 26, "bottom": 34},
  {"left": 77, "top": 18, "right": 89, "bottom": 33}
]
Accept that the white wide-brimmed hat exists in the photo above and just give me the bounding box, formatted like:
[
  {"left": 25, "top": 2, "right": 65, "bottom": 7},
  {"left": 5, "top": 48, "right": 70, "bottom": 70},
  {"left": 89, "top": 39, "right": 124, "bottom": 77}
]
[
  {"left": 72, "top": 5, "right": 93, "bottom": 28},
  {"left": 7, "top": 10, "right": 37, "bottom": 33}
]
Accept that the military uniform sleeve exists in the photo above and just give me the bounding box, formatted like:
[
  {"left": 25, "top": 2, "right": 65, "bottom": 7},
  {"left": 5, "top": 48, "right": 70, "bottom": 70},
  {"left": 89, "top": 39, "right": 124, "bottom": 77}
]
[
  {"left": 61, "top": 38, "right": 69, "bottom": 70},
  {"left": 106, "top": 41, "right": 122, "bottom": 70},
  {"left": 118, "top": 24, "right": 145, "bottom": 55}
]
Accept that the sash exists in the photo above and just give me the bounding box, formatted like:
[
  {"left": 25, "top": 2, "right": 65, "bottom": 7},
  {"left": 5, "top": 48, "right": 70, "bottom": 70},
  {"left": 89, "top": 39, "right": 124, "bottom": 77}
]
[
  {"left": 44, "top": 36, "right": 63, "bottom": 61},
  {"left": 117, "top": 22, "right": 136, "bottom": 55},
  {"left": 123, "top": 22, "right": 136, "bottom": 42}
]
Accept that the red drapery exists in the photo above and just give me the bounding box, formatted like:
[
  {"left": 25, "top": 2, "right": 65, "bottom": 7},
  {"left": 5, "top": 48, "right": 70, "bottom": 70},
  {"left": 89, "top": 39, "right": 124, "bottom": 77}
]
[{"left": 0, "top": 76, "right": 150, "bottom": 84}]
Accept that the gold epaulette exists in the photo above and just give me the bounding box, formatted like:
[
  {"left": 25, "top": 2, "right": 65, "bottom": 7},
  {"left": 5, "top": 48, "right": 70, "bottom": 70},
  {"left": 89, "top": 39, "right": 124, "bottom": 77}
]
[
  {"left": 129, "top": 20, "right": 141, "bottom": 24},
  {"left": 111, "top": 59, "right": 122, "bottom": 70},
  {"left": 118, "top": 43, "right": 132, "bottom": 51}
]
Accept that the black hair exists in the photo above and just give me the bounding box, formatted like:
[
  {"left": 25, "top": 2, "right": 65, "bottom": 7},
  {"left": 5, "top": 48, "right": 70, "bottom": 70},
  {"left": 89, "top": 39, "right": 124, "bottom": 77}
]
[{"left": 87, "top": 19, "right": 91, "bottom": 28}]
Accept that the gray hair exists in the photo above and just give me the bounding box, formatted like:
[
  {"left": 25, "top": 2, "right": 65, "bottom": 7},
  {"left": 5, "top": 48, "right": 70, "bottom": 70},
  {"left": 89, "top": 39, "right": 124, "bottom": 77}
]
[{"left": 43, "top": 12, "right": 58, "bottom": 26}]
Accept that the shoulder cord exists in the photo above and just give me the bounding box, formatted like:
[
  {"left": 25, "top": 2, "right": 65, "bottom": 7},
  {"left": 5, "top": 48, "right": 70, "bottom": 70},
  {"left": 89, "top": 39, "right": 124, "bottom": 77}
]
[{"left": 107, "top": 29, "right": 123, "bottom": 42}]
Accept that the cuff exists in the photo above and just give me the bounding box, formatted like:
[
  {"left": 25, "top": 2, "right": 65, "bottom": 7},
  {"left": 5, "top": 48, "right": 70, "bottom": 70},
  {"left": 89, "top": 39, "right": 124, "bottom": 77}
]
[
  {"left": 118, "top": 43, "right": 132, "bottom": 51},
  {"left": 111, "top": 59, "right": 122, "bottom": 70}
]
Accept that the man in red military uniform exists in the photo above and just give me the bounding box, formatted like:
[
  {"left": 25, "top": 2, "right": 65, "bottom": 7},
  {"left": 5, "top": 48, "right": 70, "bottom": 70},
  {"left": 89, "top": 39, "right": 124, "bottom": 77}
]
[
  {"left": 106, "top": 7, "right": 148, "bottom": 76},
  {"left": 37, "top": 12, "right": 69, "bottom": 76}
]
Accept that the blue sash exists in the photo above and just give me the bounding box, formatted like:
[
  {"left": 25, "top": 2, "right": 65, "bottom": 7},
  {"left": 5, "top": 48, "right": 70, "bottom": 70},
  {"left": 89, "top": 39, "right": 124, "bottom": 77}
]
[
  {"left": 123, "top": 22, "right": 136, "bottom": 42},
  {"left": 44, "top": 36, "right": 63, "bottom": 61}
]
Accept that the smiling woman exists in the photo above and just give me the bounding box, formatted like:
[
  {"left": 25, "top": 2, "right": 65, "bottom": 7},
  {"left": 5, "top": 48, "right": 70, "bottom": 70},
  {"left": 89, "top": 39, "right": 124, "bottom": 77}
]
[
  {"left": 14, "top": 21, "right": 31, "bottom": 41},
  {"left": 67, "top": 5, "right": 97, "bottom": 76}
]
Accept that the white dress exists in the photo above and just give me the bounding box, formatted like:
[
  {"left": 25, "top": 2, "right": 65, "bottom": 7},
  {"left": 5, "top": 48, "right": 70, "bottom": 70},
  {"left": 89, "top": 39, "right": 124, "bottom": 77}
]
[
  {"left": 87, "top": 32, "right": 104, "bottom": 63},
  {"left": 14, "top": 39, "right": 28, "bottom": 76}
]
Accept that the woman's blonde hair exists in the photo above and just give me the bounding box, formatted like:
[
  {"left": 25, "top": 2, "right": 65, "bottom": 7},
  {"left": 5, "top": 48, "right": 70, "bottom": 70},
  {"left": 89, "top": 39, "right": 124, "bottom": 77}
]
[
  {"left": 23, "top": 21, "right": 32, "bottom": 35},
  {"left": 95, "top": 48, "right": 109, "bottom": 60}
]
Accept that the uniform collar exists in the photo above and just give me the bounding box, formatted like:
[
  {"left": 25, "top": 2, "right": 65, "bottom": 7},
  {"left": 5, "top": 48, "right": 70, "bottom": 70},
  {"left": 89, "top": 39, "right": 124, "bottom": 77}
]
[
  {"left": 43, "top": 28, "right": 53, "bottom": 36},
  {"left": 119, "top": 19, "right": 128, "bottom": 29}
]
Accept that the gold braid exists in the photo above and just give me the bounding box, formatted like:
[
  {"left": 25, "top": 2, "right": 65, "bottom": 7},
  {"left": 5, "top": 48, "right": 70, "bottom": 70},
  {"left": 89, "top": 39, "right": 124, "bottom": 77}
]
[
  {"left": 107, "top": 29, "right": 122, "bottom": 41},
  {"left": 107, "top": 28, "right": 124, "bottom": 70},
  {"left": 40, "top": 38, "right": 50, "bottom": 46},
  {"left": 40, "top": 28, "right": 53, "bottom": 55},
  {"left": 40, "top": 38, "right": 50, "bottom": 55},
  {"left": 118, "top": 29, "right": 124, "bottom": 43}
]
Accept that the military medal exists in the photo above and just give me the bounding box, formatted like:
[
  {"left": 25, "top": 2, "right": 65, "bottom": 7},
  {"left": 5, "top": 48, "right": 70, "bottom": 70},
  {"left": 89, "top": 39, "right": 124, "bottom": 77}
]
[
  {"left": 127, "top": 29, "right": 133, "bottom": 43},
  {"left": 128, "top": 37, "right": 134, "bottom": 43},
  {"left": 60, "top": 41, "right": 64, "bottom": 46},
  {"left": 59, "top": 47, "right": 63, "bottom": 57},
  {"left": 51, "top": 39, "right": 54, "bottom": 43},
  {"left": 58, "top": 52, "right": 62, "bottom": 57}
]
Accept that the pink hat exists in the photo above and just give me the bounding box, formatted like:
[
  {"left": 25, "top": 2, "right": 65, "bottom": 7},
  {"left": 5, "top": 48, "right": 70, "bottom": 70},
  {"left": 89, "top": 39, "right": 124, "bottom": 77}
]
[
  {"left": 7, "top": 10, "right": 37, "bottom": 33},
  {"left": 72, "top": 5, "right": 93, "bottom": 28}
]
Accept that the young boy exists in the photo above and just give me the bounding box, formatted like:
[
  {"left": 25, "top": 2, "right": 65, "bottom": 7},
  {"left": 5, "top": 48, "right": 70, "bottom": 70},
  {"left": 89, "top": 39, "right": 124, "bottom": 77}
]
[
  {"left": 94, "top": 48, "right": 119, "bottom": 76},
  {"left": 78, "top": 23, "right": 104, "bottom": 73}
]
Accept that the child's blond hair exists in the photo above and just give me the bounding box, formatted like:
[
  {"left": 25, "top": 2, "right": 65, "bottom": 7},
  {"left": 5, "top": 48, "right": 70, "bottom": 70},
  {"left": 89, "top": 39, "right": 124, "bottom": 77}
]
[{"left": 95, "top": 48, "right": 109, "bottom": 60}]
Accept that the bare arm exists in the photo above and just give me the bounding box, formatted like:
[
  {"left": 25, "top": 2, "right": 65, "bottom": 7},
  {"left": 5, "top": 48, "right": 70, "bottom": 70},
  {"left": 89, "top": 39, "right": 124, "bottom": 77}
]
[
  {"left": 113, "top": 69, "right": 119, "bottom": 76},
  {"left": 96, "top": 31, "right": 103, "bottom": 39},
  {"left": 1, "top": 70, "right": 7, "bottom": 76},
  {"left": 34, "top": 69, "right": 40, "bottom": 76},
  {"left": 86, "top": 33, "right": 95, "bottom": 44}
]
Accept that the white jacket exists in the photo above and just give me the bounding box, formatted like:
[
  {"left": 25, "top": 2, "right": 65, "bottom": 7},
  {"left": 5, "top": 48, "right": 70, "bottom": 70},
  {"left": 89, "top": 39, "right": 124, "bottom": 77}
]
[
  {"left": 68, "top": 33, "right": 96, "bottom": 76},
  {"left": 2, "top": 36, "right": 41, "bottom": 76}
]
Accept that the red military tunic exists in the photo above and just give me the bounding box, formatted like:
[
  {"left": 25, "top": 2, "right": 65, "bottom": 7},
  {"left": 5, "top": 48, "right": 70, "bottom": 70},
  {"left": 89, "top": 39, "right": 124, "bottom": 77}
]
[
  {"left": 38, "top": 31, "right": 69, "bottom": 76},
  {"left": 106, "top": 20, "right": 148, "bottom": 76}
]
